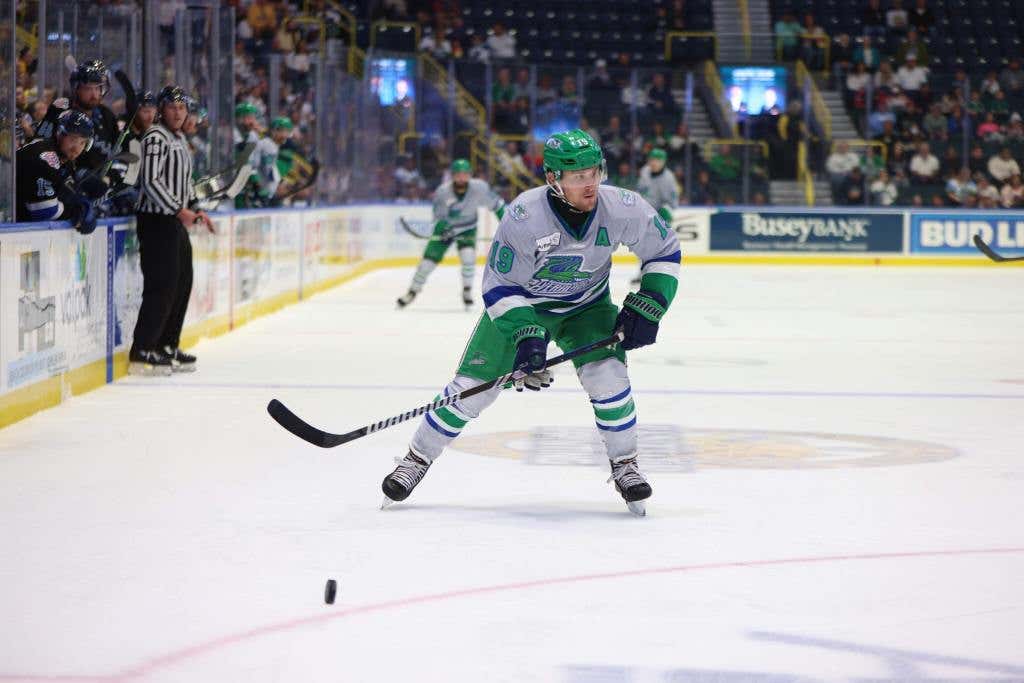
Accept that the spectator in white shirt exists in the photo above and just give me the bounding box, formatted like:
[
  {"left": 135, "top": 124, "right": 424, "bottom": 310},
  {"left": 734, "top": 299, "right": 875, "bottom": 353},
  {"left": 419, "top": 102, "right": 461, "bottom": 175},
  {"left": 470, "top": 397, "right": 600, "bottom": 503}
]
[
  {"left": 467, "top": 34, "right": 489, "bottom": 63},
  {"left": 975, "top": 175, "right": 1001, "bottom": 208},
  {"left": 870, "top": 169, "right": 899, "bottom": 205},
  {"left": 895, "top": 54, "right": 929, "bottom": 92},
  {"left": 846, "top": 63, "right": 870, "bottom": 94},
  {"left": 945, "top": 167, "right": 977, "bottom": 205},
  {"left": 419, "top": 27, "right": 452, "bottom": 60},
  {"left": 909, "top": 142, "right": 941, "bottom": 183},
  {"left": 1001, "top": 174, "right": 1024, "bottom": 207},
  {"left": 987, "top": 147, "right": 1022, "bottom": 183},
  {"left": 826, "top": 141, "right": 862, "bottom": 180},
  {"left": 886, "top": 0, "right": 909, "bottom": 33},
  {"left": 486, "top": 23, "right": 516, "bottom": 60}
]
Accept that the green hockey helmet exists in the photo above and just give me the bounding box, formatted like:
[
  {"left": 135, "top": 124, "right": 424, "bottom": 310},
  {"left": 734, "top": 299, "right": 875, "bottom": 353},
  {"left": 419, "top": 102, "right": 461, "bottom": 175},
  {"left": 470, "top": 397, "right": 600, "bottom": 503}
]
[
  {"left": 235, "top": 101, "right": 259, "bottom": 118},
  {"left": 648, "top": 148, "right": 667, "bottom": 161},
  {"left": 543, "top": 129, "right": 604, "bottom": 177},
  {"left": 543, "top": 129, "right": 606, "bottom": 203},
  {"left": 270, "top": 116, "right": 294, "bottom": 131},
  {"left": 451, "top": 158, "right": 472, "bottom": 174}
]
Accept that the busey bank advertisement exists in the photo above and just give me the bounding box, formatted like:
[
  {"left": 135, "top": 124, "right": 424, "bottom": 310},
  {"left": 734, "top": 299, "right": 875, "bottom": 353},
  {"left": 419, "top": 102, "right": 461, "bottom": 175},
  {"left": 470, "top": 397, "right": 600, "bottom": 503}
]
[
  {"left": 710, "top": 210, "right": 904, "bottom": 252},
  {"left": 910, "top": 212, "right": 1024, "bottom": 255}
]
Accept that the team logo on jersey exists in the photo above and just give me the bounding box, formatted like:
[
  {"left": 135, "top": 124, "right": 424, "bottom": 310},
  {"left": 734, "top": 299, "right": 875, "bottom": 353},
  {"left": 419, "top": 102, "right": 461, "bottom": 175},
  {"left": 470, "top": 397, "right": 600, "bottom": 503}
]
[
  {"left": 40, "top": 151, "right": 61, "bottom": 169},
  {"left": 535, "top": 231, "right": 561, "bottom": 252},
  {"left": 532, "top": 255, "right": 593, "bottom": 284},
  {"left": 510, "top": 203, "right": 528, "bottom": 221},
  {"left": 619, "top": 189, "right": 636, "bottom": 206}
]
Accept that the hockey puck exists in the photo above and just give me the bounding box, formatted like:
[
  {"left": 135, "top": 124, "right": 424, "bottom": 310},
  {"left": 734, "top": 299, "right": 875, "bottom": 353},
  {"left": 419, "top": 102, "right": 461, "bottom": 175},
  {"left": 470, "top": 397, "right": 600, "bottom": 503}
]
[{"left": 324, "top": 579, "right": 337, "bottom": 605}]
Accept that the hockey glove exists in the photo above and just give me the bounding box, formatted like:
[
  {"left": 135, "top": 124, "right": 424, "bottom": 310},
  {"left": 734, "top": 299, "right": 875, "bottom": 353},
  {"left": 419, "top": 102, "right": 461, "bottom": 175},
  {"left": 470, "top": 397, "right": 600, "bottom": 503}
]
[
  {"left": 512, "top": 327, "right": 553, "bottom": 392},
  {"left": 109, "top": 185, "right": 139, "bottom": 216},
  {"left": 616, "top": 290, "right": 667, "bottom": 351},
  {"left": 72, "top": 195, "right": 97, "bottom": 235}
]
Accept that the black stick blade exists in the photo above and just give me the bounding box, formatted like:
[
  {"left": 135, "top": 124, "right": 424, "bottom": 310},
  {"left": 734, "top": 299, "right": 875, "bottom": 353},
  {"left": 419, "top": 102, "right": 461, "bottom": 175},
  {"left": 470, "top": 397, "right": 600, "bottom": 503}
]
[
  {"left": 973, "top": 234, "right": 1024, "bottom": 262},
  {"left": 267, "top": 399, "right": 339, "bottom": 448}
]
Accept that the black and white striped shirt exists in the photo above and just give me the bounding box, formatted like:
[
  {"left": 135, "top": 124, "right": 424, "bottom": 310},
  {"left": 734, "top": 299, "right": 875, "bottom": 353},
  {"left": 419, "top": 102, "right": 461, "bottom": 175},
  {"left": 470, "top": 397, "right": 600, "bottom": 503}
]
[{"left": 136, "top": 123, "right": 195, "bottom": 215}]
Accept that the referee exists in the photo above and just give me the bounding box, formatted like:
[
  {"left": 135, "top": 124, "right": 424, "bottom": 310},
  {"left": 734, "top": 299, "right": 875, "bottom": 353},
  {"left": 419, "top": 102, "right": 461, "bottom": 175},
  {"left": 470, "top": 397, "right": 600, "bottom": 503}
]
[{"left": 129, "top": 85, "right": 214, "bottom": 376}]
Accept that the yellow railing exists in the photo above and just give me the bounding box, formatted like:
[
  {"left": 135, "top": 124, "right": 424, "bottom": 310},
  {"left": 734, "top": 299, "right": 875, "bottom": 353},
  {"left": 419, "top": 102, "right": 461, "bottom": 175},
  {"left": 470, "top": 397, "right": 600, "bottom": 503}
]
[
  {"left": 703, "top": 61, "right": 738, "bottom": 137},
  {"left": 15, "top": 25, "right": 36, "bottom": 51},
  {"left": 419, "top": 52, "right": 486, "bottom": 133},
  {"left": 665, "top": 31, "right": 719, "bottom": 62},
  {"left": 398, "top": 132, "right": 425, "bottom": 155},
  {"left": 738, "top": 0, "right": 752, "bottom": 61},
  {"left": 490, "top": 134, "right": 538, "bottom": 194},
  {"left": 349, "top": 46, "right": 366, "bottom": 78},
  {"left": 702, "top": 138, "right": 769, "bottom": 159},
  {"left": 796, "top": 60, "right": 832, "bottom": 140},
  {"left": 797, "top": 141, "right": 815, "bottom": 206},
  {"left": 369, "top": 21, "right": 421, "bottom": 51}
]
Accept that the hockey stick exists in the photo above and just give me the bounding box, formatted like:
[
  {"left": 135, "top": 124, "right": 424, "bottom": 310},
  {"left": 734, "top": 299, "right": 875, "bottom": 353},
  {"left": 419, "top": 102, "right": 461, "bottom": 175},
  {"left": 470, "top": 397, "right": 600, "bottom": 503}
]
[
  {"left": 194, "top": 142, "right": 257, "bottom": 203},
  {"left": 278, "top": 156, "right": 320, "bottom": 201},
  {"left": 399, "top": 216, "right": 477, "bottom": 242},
  {"left": 973, "top": 234, "right": 1024, "bottom": 262},
  {"left": 267, "top": 330, "right": 625, "bottom": 448}
]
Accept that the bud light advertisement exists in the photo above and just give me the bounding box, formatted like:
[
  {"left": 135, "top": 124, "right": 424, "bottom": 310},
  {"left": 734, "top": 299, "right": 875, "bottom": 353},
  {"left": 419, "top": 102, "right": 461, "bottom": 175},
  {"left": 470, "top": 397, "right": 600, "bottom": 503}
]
[{"left": 909, "top": 212, "right": 1024, "bottom": 255}]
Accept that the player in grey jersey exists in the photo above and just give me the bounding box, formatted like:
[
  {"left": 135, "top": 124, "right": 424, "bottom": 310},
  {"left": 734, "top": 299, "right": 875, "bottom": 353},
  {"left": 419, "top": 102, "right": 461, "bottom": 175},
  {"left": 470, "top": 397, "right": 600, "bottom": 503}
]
[
  {"left": 634, "top": 148, "right": 679, "bottom": 283},
  {"left": 636, "top": 148, "right": 679, "bottom": 222},
  {"left": 397, "top": 159, "right": 505, "bottom": 310},
  {"left": 382, "top": 130, "right": 682, "bottom": 515}
]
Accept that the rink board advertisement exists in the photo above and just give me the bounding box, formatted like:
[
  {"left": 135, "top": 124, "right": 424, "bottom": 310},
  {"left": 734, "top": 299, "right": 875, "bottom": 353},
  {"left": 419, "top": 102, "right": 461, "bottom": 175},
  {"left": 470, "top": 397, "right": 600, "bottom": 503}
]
[
  {"left": 909, "top": 212, "right": 1024, "bottom": 255},
  {"left": 709, "top": 210, "right": 904, "bottom": 253},
  {"left": 0, "top": 227, "right": 108, "bottom": 394}
]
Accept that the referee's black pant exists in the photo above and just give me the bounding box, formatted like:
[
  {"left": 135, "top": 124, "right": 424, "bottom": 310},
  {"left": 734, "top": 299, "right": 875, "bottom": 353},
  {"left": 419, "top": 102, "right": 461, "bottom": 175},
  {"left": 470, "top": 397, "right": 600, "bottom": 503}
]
[{"left": 130, "top": 212, "right": 193, "bottom": 356}]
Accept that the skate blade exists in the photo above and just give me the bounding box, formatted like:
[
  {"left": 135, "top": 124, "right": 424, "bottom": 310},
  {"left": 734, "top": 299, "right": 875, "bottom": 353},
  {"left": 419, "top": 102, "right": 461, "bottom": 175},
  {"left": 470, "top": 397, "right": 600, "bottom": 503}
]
[
  {"left": 128, "top": 362, "right": 172, "bottom": 377},
  {"left": 171, "top": 364, "right": 197, "bottom": 373},
  {"left": 626, "top": 501, "right": 646, "bottom": 517}
]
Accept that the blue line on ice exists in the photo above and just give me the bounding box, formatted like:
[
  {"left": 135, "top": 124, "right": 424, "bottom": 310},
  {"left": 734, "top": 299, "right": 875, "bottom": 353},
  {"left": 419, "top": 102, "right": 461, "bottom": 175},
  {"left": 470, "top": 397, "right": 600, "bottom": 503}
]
[{"left": 116, "top": 381, "right": 1024, "bottom": 400}]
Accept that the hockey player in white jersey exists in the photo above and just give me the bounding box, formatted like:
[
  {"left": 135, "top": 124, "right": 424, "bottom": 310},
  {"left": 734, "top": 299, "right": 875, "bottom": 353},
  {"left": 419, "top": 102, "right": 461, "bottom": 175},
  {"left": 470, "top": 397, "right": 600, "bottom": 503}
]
[
  {"left": 396, "top": 159, "right": 505, "bottom": 310},
  {"left": 636, "top": 148, "right": 679, "bottom": 223},
  {"left": 634, "top": 148, "right": 679, "bottom": 284},
  {"left": 382, "top": 130, "right": 682, "bottom": 515}
]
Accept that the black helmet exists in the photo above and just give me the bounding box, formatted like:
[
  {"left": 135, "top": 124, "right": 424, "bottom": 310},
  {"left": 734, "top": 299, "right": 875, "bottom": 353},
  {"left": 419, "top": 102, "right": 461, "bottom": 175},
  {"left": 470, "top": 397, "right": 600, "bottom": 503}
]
[
  {"left": 157, "top": 85, "right": 189, "bottom": 110},
  {"left": 70, "top": 59, "right": 110, "bottom": 97},
  {"left": 56, "top": 109, "right": 95, "bottom": 150},
  {"left": 138, "top": 90, "right": 158, "bottom": 108}
]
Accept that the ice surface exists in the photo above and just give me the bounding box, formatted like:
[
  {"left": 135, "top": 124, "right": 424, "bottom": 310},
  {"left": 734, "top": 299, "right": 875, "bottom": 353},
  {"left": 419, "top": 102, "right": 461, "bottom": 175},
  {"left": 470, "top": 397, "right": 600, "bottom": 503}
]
[{"left": 1, "top": 264, "right": 1023, "bottom": 682}]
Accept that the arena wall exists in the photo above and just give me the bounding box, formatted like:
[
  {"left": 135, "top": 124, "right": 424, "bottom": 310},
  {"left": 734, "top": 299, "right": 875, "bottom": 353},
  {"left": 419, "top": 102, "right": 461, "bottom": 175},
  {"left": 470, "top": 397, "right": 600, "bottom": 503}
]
[{"left": 2, "top": 204, "right": 1021, "bottom": 428}]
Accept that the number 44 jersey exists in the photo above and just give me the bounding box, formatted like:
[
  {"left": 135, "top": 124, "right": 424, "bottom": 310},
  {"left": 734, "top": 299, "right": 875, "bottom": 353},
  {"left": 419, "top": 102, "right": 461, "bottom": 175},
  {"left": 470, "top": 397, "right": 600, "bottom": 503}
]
[{"left": 482, "top": 184, "right": 681, "bottom": 340}]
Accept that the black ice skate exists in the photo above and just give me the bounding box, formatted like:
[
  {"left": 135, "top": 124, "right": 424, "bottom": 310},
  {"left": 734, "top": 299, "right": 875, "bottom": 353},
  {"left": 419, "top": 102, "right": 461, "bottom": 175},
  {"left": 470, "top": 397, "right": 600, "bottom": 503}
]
[
  {"left": 381, "top": 451, "right": 431, "bottom": 508},
  {"left": 164, "top": 346, "right": 197, "bottom": 373},
  {"left": 127, "top": 349, "right": 173, "bottom": 377},
  {"left": 462, "top": 286, "right": 473, "bottom": 310},
  {"left": 396, "top": 290, "right": 417, "bottom": 308},
  {"left": 608, "top": 456, "right": 652, "bottom": 517}
]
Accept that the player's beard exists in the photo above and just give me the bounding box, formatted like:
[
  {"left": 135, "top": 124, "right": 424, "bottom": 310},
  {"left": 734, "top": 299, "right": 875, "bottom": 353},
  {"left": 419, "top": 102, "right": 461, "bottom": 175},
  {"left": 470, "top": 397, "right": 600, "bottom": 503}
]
[{"left": 453, "top": 181, "right": 468, "bottom": 193}]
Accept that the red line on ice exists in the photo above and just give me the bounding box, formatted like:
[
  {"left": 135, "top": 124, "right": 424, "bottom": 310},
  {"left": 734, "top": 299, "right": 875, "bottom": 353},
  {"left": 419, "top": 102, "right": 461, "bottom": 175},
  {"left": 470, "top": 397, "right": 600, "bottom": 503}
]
[{"left": 3, "top": 546, "right": 1022, "bottom": 682}]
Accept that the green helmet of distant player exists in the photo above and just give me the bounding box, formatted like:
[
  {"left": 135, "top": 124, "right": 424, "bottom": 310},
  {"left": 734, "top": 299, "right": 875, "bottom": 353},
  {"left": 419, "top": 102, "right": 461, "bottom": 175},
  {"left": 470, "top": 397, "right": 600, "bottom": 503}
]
[
  {"left": 235, "top": 101, "right": 259, "bottom": 118},
  {"left": 451, "top": 158, "right": 472, "bottom": 174},
  {"left": 270, "top": 116, "right": 293, "bottom": 131},
  {"left": 648, "top": 147, "right": 667, "bottom": 171},
  {"left": 543, "top": 129, "right": 606, "bottom": 203}
]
